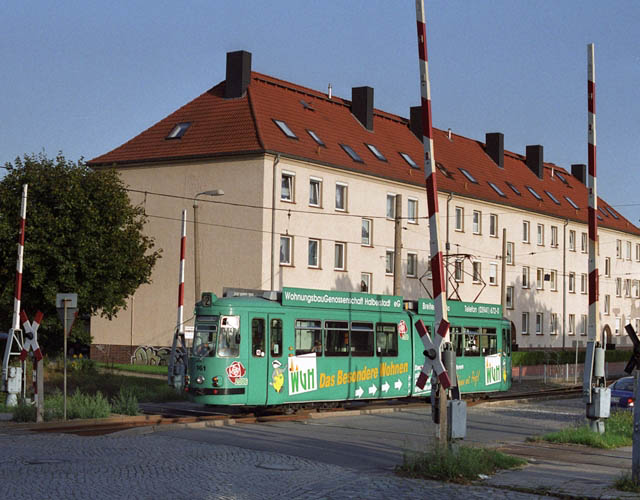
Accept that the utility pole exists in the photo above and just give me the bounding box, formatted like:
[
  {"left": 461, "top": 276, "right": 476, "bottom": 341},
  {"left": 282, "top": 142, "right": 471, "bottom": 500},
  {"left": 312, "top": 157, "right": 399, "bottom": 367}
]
[{"left": 393, "top": 194, "right": 403, "bottom": 296}]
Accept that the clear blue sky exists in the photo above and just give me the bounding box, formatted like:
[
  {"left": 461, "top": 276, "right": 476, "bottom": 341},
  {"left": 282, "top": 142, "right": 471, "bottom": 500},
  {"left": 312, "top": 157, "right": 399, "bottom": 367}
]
[{"left": 3, "top": 1, "right": 639, "bottom": 224}]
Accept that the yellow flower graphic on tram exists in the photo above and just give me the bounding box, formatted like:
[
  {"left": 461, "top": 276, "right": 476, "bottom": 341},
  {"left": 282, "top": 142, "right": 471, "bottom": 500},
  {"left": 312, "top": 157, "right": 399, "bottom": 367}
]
[{"left": 271, "top": 360, "right": 285, "bottom": 393}]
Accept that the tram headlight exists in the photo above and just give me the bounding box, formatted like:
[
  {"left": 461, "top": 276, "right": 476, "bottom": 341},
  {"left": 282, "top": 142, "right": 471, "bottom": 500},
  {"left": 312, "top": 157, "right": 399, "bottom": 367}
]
[
  {"left": 196, "top": 375, "right": 205, "bottom": 385},
  {"left": 212, "top": 376, "right": 220, "bottom": 387}
]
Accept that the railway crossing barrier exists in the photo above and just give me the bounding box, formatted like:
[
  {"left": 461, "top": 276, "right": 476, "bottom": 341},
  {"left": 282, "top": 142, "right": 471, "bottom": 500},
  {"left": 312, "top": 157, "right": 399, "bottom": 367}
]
[{"left": 20, "top": 310, "right": 44, "bottom": 422}]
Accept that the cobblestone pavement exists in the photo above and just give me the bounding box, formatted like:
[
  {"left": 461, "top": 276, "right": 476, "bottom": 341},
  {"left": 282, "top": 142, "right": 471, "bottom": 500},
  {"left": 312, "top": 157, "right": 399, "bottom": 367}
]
[{"left": 0, "top": 432, "right": 550, "bottom": 500}]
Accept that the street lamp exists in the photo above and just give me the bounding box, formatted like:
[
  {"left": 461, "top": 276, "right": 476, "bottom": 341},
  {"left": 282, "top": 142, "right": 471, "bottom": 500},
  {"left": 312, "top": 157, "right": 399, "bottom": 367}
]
[{"left": 194, "top": 189, "right": 224, "bottom": 302}]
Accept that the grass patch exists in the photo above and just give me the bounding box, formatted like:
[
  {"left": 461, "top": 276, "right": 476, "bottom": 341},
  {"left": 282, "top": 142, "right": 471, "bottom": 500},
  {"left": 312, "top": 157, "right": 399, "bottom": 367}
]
[
  {"left": 529, "top": 410, "right": 632, "bottom": 449},
  {"left": 110, "top": 387, "right": 140, "bottom": 416},
  {"left": 11, "top": 390, "right": 112, "bottom": 422},
  {"left": 97, "top": 362, "right": 167, "bottom": 375},
  {"left": 615, "top": 473, "right": 640, "bottom": 493},
  {"left": 396, "top": 445, "right": 526, "bottom": 483}
]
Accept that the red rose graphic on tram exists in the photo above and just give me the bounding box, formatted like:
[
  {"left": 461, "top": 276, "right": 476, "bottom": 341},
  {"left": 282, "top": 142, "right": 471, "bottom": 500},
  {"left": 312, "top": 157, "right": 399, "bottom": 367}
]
[{"left": 226, "top": 361, "right": 247, "bottom": 385}]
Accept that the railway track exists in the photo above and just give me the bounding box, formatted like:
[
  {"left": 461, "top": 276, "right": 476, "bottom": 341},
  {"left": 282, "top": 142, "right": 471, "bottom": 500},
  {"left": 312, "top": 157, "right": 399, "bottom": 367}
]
[{"left": 8, "top": 385, "right": 581, "bottom": 436}]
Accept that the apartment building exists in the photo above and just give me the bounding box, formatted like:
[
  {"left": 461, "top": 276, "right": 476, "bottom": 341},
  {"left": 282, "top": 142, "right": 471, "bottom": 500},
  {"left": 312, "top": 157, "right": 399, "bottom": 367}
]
[{"left": 87, "top": 51, "right": 640, "bottom": 361}]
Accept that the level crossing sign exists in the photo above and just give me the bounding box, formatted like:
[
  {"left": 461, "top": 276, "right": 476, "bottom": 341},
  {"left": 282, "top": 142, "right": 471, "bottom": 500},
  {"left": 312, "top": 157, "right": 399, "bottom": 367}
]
[
  {"left": 414, "top": 319, "right": 451, "bottom": 389},
  {"left": 624, "top": 324, "right": 640, "bottom": 374},
  {"left": 19, "top": 310, "right": 43, "bottom": 361}
]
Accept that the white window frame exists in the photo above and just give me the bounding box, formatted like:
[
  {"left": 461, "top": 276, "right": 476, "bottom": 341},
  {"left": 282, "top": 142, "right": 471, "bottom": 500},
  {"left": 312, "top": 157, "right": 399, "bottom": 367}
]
[
  {"left": 472, "top": 210, "right": 482, "bottom": 235},
  {"left": 581, "top": 273, "right": 587, "bottom": 294},
  {"left": 551, "top": 226, "right": 558, "bottom": 247},
  {"left": 550, "top": 313, "right": 558, "bottom": 335},
  {"left": 550, "top": 270, "right": 557, "bottom": 291},
  {"left": 521, "top": 312, "right": 529, "bottom": 335},
  {"left": 616, "top": 277, "right": 622, "bottom": 297},
  {"left": 386, "top": 193, "right": 396, "bottom": 219},
  {"left": 407, "top": 198, "right": 418, "bottom": 224},
  {"left": 635, "top": 280, "right": 640, "bottom": 299},
  {"left": 506, "top": 241, "right": 514, "bottom": 265},
  {"left": 605, "top": 257, "right": 611, "bottom": 277},
  {"left": 281, "top": 171, "right": 295, "bottom": 202},
  {"left": 280, "top": 235, "right": 293, "bottom": 265},
  {"left": 568, "top": 272, "right": 576, "bottom": 293},
  {"left": 309, "top": 177, "right": 322, "bottom": 207},
  {"left": 604, "top": 294, "right": 610, "bottom": 315},
  {"left": 506, "top": 286, "right": 514, "bottom": 309},
  {"left": 361, "top": 218, "right": 372, "bottom": 246},
  {"left": 522, "top": 220, "right": 530, "bottom": 243},
  {"left": 455, "top": 206, "right": 464, "bottom": 232},
  {"left": 334, "top": 242, "right": 346, "bottom": 270},
  {"left": 489, "top": 214, "right": 498, "bottom": 238},
  {"left": 407, "top": 252, "right": 418, "bottom": 278},
  {"left": 455, "top": 259, "right": 464, "bottom": 282},
  {"left": 615, "top": 317, "right": 621, "bottom": 336},
  {"left": 568, "top": 314, "right": 575, "bottom": 335},
  {"left": 522, "top": 266, "right": 530, "bottom": 289},
  {"left": 489, "top": 263, "right": 498, "bottom": 286},
  {"left": 580, "top": 315, "right": 587, "bottom": 336},
  {"left": 625, "top": 278, "right": 631, "bottom": 297},
  {"left": 335, "top": 183, "right": 348, "bottom": 211},
  {"left": 472, "top": 261, "right": 482, "bottom": 283},
  {"left": 581, "top": 232, "right": 587, "bottom": 253},
  {"left": 308, "top": 238, "right": 320, "bottom": 268},
  {"left": 360, "top": 272, "right": 372, "bottom": 293},
  {"left": 616, "top": 239, "right": 622, "bottom": 259},
  {"left": 385, "top": 250, "right": 395, "bottom": 275},
  {"left": 569, "top": 230, "right": 576, "bottom": 251},
  {"left": 536, "top": 268, "right": 544, "bottom": 290},
  {"left": 535, "top": 313, "right": 543, "bottom": 335},
  {"left": 626, "top": 241, "right": 632, "bottom": 260},
  {"left": 636, "top": 243, "right": 640, "bottom": 262},
  {"left": 537, "top": 224, "right": 544, "bottom": 246}
]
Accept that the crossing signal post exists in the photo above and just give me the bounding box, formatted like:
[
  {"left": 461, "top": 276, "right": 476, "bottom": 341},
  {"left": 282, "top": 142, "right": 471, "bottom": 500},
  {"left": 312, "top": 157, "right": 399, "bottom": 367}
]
[{"left": 56, "top": 293, "right": 78, "bottom": 421}]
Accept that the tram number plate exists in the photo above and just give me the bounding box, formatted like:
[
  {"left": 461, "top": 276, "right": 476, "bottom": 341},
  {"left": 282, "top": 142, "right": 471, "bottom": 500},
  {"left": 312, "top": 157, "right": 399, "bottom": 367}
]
[{"left": 196, "top": 364, "right": 206, "bottom": 371}]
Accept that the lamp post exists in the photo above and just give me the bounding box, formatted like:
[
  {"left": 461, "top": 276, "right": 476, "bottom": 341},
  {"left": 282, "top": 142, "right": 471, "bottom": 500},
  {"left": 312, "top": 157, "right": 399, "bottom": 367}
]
[{"left": 193, "top": 189, "right": 224, "bottom": 302}]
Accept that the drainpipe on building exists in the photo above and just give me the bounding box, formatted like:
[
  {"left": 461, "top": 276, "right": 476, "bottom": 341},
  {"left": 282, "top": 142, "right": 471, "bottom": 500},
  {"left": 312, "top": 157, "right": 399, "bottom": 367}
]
[
  {"left": 445, "top": 193, "right": 452, "bottom": 299},
  {"left": 563, "top": 218, "right": 568, "bottom": 350},
  {"left": 270, "top": 154, "right": 280, "bottom": 291},
  {"left": 393, "top": 194, "right": 403, "bottom": 296}
]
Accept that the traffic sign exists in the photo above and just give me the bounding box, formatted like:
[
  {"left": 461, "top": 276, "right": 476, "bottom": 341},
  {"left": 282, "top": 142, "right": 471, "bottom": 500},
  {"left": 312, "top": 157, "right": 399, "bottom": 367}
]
[
  {"left": 19, "top": 311, "right": 43, "bottom": 361},
  {"left": 414, "top": 319, "right": 451, "bottom": 390},
  {"left": 624, "top": 324, "right": 640, "bottom": 374},
  {"left": 56, "top": 293, "right": 78, "bottom": 333}
]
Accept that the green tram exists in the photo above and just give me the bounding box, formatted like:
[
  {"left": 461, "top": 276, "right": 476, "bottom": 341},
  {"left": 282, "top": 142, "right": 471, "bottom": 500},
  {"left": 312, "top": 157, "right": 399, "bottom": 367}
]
[{"left": 186, "top": 287, "right": 511, "bottom": 406}]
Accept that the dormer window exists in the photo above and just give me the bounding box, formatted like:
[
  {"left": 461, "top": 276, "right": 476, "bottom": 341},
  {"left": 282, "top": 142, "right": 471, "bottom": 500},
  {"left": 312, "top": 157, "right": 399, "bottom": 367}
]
[
  {"left": 399, "top": 152, "right": 418, "bottom": 169},
  {"left": 506, "top": 182, "right": 521, "bottom": 196},
  {"left": 459, "top": 168, "right": 478, "bottom": 184},
  {"left": 307, "top": 130, "right": 325, "bottom": 147},
  {"left": 166, "top": 122, "right": 191, "bottom": 139},
  {"left": 488, "top": 181, "right": 506, "bottom": 197},
  {"left": 545, "top": 191, "right": 561, "bottom": 205},
  {"left": 340, "top": 144, "right": 363, "bottom": 163},
  {"left": 274, "top": 119, "right": 298, "bottom": 139},
  {"left": 366, "top": 144, "right": 387, "bottom": 162},
  {"left": 564, "top": 196, "right": 579, "bottom": 210},
  {"left": 526, "top": 186, "right": 543, "bottom": 201}
]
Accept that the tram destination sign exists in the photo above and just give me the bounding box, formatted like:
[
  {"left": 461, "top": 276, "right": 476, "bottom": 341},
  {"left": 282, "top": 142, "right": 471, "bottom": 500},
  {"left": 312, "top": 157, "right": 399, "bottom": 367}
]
[
  {"left": 418, "top": 299, "right": 502, "bottom": 319},
  {"left": 282, "top": 288, "right": 403, "bottom": 312}
]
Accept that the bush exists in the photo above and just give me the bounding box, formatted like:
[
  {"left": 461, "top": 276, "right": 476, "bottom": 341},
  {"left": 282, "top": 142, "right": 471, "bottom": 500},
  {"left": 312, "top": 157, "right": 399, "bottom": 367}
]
[
  {"left": 512, "top": 349, "right": 632, "bottom": 367},
  {"left": 111, "top": 387, "right": 140, "bottom": 416},
  {"left": 11, "top": 399, "right": 36, "bottom": 422}
]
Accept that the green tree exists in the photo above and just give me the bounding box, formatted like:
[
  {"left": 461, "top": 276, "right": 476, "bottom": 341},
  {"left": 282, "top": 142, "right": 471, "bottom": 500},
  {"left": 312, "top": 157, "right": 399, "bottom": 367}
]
[{"left": 0, "top": 152, "right": 161, "bottom": 352}]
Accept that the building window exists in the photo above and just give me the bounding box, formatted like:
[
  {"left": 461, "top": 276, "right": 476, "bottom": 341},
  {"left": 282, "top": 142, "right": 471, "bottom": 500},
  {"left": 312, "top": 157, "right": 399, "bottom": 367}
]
[
  {"left": 309, "top": 178, "right": 322, "bottom": 207},
  {"left": 536, "top": 313, "right": 544, "bottom": 335},
  {"left": 551, "top": 226, "right": 558, "bottom": 247},
  {"left": 605, "top": 257, "right": 611, "bottom": 277},
  {"left": 281, "top": 172, "right": 295, "bottom": 202},
  {"left": 472, "top": 261, "right": 482, "bottom": 283},
  {"left": 580, "top": 315, "right": 587, "bottom": 336},
  {"left": 360, "top": 272, "right": 371, "bottom": 293},
  {"left": 335, "top": 183, "right": 347, "bottom": 211},
  {"left": 308, "top": 239, "right": 320, "bottom": 268},
  {"left": 522, "top": 266, "right": 530, "bottom": 288},
  {"left": 385, "top": 250, "right": 394, "bottom": 275},
  {"left": 407, "top": 198, "right": 418, "bottom": 224},
  {"left": 489, "top": 263, "right": 498, "bottom": 285},
  {"left": 455, "top": 259, "right": 464, "bottom": 282},
  {"left": 634, "top": 280, "right": 640, "bottom": 298},
  {"left": 455, "top": 207, "right": 464, "bottom": 231},
  {"left": 550, "top": 313, "right": 558, "bottom": 335},
  {"left": 386, "top": 194, "right": 396, "bottom": 219},
  {"left": 626, "top": 241, "right": 632, "bottom": 260},
  {"left": 616, "top": 277, "right": 622, "bottom": 297},
  {"left": 334, "top": 242, "right": 346, "bottom": 270},
  {"left": 615, "top": 317, "right": 621, "bottom": 336},
  {"left": 568, "top": 314, "right": 575, "bottom": 335},
  {"left": 537, "top": 224, "right": 544, "bottom": 246},
  {"left": 280, "top": 236, "right": 292, "bottom": 265},
  {"left": 407, "top": 253, "right": 418, "bottom": 278},
  {"left": 536, "top": 268, "right": 544, "bottom": 290},
  {"left": 522, "top": 312, "right": 529, "bottom": 335},
  {"left": 569, "top": 230, "right": 576, "bottom": 251},
  {"left": 489, "top": 214, "right": 498, "bottom": 237},
  {"left": 506, "top": 242, "right": 514, "bottom": 265},
  {"left": 581, "top": 273, "right": 587, "bottom": 294},
  {"left": 581, "top": 232, "right": 588, "bottom": 253},
  {"left": 616, "top": 239, "right": 622, "bottom": 258},
  {"left": 625, "top": 278, "right": 631, "bottom": 297},
  {"left": 550, "top": 270, "right": 557, "bottom": 291},
  {"left": 604, "top": 294, "right": 610, "bottom": 315},
  {"left": 361, "top": 218, "right": 372, "bottom": 246},
  {"left": 506, "top": 286, "right": 514, "bottom": 309},
  {"left": 568, "top": 272, "right": 576, "bottom": 293},
  {"left": 472, "top": 210, "right": 481, "bottom": 234},
  {"left": 522, "top": 220, "right": 530, "bottom": 243},
  {"left": 636, "top": 243, "right": 640, "bottom": 262}
]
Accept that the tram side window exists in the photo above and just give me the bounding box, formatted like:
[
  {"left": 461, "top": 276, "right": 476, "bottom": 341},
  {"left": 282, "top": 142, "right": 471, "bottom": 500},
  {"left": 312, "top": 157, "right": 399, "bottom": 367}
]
[
  {"left": 218, "top": 315, "right": 240, "bottom": 357},
  {"left": 451, "top": 326, "right": 463, "bottom": 357},
  {"left": 351, "top": 322, "right": 374, "bottom": 356},
  {"left": 193, "top": 322, "right": 218, "bottom": 357},
  {"left": 463, "top": 328, "right": 480, "bottom": 357},
  {"left": 482, "top": 328, "right": 498, "bottom": 356},
  {"left": 251, "top": 318, "right": 266, "bottom": 357},
  {"left": 502, "top": 328, "right": 511, "bottom": 356},
  {"left": 325, "top": 320, "right": 349, "bottom": 356},
  {"left": 376, "top": 323, "right": 398, "bottom": 356},
  {"left": 295, "top": 320, "right": 323, "bottom": 356},
  {"left": 270, "top": 319, "right": 283, "bottom": 357}
]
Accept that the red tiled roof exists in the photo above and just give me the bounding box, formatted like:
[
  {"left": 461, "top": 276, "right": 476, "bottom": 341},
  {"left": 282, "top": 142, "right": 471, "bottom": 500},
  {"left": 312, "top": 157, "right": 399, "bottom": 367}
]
[{"left": 89, "top": 72, "right": 639, "bottom": 236}]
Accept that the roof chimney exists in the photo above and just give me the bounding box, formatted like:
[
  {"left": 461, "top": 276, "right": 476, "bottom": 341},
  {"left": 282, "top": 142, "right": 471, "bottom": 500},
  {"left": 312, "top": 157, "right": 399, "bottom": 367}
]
[
  {"left": 351, "top": 86, "right": 374, "bottom": 130},
  {"left": 225, "top": 50, "right": 252, "bottom": 99},
  {"left": 409, "top": 106, "right": 422, "bottom": 139},
  {"left": 526, "top": 145, "right": 544, "bottom": 179},
  {"left": 485, "top": 132, "right": 504, "bottom": 168},
  {"left": 571, "top": 164, "right": 587, "bottom": 184}
]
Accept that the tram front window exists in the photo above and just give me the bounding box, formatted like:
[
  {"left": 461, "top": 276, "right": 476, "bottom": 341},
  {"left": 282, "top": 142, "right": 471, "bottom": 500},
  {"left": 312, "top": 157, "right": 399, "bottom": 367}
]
[
  {"left": 193, "top": 316, "right": 219, "bottom": 357},
  {"left": 218, "top": 315, "right": 240, "bottom": 357}
]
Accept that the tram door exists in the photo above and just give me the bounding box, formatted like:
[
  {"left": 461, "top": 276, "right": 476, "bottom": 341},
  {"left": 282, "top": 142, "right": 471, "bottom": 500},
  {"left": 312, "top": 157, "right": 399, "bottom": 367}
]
[
  {"left": 266, "top": 316, "right": 286, "bottom": 406},
  {"left": 247, "top": 316, "right": 268, "bottom": 405}
]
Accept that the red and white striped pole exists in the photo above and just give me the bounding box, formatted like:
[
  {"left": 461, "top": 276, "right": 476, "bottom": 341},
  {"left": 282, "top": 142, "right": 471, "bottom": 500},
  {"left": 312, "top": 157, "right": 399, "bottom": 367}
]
[
  {"left": 586, "top": 44, "right": 599, "bottom": 346},
  {"left": 415, "top": 0, "right": 451, "bottom": 391},
  {"left": 12, "top": 184, "right": 28, "bottom": 332},
  {"left": 176, "top": 209, "right": 187, "bottom": 335}
]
